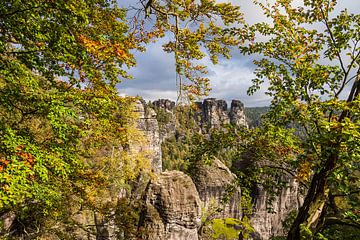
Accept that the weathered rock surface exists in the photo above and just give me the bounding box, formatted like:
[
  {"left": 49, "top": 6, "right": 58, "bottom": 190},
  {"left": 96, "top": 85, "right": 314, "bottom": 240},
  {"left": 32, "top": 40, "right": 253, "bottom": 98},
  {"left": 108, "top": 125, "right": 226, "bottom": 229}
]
[
  {"left": 152, "top": 99, "right": 176, "bottom": 112},
  {"left": 195, "top": 98, "right": 248, "bottom": 130},
  {"left": 139, "top": 171, "right": 202, "bottom": 240},
  {"left": 72, "top": 210, "right": 111, "bottom": 240},
  {"left": 192, "top": 158, "right": 242, "bottom": 220},
  {"left": 230, "top": 100, "right": 247, "bottom": 127},
  {"left": 152, "top": 98, "right": 248, "bottom": 137},
  {"left": 199, "top": 98, "right": 230, "bottom": 129},
  {"left": 251, "top": 178, "right": 303, "bottom": 239},
  {"left": 135, "top": 100, "right": 162, "bottom": 173}
]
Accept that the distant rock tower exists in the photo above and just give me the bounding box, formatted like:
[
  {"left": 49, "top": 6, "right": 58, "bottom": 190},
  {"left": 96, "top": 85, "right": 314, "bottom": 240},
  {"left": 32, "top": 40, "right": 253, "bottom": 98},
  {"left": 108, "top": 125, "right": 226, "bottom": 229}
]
[
  {"left": 230, "top": 100, "right": 247, "bottom": 127},
  {"left": 196, "top": 98, "right": 248, "bottom": 130}
]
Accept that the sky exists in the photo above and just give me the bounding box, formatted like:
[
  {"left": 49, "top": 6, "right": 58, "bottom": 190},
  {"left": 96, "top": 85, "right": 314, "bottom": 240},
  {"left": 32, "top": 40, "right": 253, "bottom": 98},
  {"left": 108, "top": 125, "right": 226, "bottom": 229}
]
[{"left": 117, "top": 0, "right": 360, "bottom": 107}]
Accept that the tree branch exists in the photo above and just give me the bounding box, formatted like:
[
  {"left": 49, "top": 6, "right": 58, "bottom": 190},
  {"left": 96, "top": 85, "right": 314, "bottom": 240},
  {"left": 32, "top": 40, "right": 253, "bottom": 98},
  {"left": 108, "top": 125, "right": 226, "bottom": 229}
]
[
  {"left": 324, "top": 216, "right": 360, "bottom": 229},
  {"left": 319, "top": 7, "right": 347, "bottom": 75},
  {"left": 0, "top": 6, "right": 42, "bottom": 18},
  {"left": 339, "top": 68, "right": 360, "bottom": 121},
  {"left": 335, "top": 49, "right": 360, "bottom": 98}
]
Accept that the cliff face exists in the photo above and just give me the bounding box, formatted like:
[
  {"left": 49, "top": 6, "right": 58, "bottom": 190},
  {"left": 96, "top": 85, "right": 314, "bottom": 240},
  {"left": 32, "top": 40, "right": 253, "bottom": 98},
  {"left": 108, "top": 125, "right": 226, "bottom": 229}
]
[
  {"left": 250, "top": 178, "right": 303, "bottom": 239},
  {"left": 229, "top": 100, "right": 247, "bottom": 127},
  {"left": 191, "top": 158, "right": 242, "bottom": 220},
  {"left": 135, "top": 99, "right": 162, "bottom": 173},
  {"left": 152, "top": 99, "right": 177, "bottom": 141},
  {"left": 135, "top": 99, "right": 246, "bottom": 239},
  {"left": 134, "top": 98, "right": 301, "bottom": 240},
  {"left": 153, "top": 98, "right": 248, "bottom": 139},
  {"left": 196, "top": 98, "right": 248, "bottom": 130},
  {"left": 139, "top": 171, "right": 202, "bottom": 240}
]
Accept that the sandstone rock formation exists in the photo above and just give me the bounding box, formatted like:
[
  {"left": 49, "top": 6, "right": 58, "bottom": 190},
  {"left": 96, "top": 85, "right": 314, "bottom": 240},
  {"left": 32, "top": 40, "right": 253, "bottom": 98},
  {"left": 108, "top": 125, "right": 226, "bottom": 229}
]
[
  {"left": 198, "top": 98, "right": 230, "bottom": 129},
  {"left": 152, "top": 98, "right": 248, "bottom": 136},
  {"left": 230, "top": 100, "right": 247, "bottom": 127},
  {"left": 195, "top": 98, "right": 248, "bottom": 130},
  {"left": 71, "top": 210, "right": 116, "bottom": 240},
  {"left": 152, "top": 99, "right": 176, "bottom": 112},
  {"left": 191, "top": 158, "right": 242, "bottom": 220},
  {"left": 251, "top": 178, "right": 303, "bottom": 239},
  {"left": 139, "top": 171, "right": 202, "bottom": 240},
  {"left": 135, "top": 100, "right": 162, "bottom": 173}
]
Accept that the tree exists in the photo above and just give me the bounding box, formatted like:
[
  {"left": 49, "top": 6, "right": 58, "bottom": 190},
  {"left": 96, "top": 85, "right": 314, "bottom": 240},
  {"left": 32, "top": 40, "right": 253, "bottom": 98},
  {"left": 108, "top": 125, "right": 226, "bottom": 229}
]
[
  {"left": 0, "top": 0, "right": 153, "bottom": 236},
  {"left": 0, "top": 0, "right": 250, "bottom": 237},
  {"left": 238, "top": 0, "right": 360, "bottom": 238},
  {"left": 137, "top": 0, "right": 247, "bottom": 101}
]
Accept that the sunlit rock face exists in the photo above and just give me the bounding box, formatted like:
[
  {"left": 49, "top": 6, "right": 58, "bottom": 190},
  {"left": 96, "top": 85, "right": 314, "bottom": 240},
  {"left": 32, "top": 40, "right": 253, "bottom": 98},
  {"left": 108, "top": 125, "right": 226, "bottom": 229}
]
[
  {"left": 230, "top": 100, "right": 247, "bottom": 127},
  {"left": 135, "top": 100, "right": 162, "bottom": 173},
  {"left": 139, "top": 171, "right": 202, "bottom": 240},
  {"left": 151, "top": 98, "right": 248, "bottom": 136},
  {"left": 200, "top": 98, "right": 230, "bottom": 129}
]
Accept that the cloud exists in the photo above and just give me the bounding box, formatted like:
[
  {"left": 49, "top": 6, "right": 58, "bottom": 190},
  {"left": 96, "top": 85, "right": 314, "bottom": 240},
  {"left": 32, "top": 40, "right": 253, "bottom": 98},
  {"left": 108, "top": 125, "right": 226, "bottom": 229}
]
[
  {"left": 119, "top": 88, "right": 178, "bottom": 102},
  {"left": 119, "top": 40, "right": 176, "bottom": 89},
  {"left": 117, "top": 0, "right": 360, "bottom": 107},
  {"left": 206, "top": 56, "right": 272, "bottom": 107},
  {"left": 117, "top": 39, "right": 178, "bottom": 98}
]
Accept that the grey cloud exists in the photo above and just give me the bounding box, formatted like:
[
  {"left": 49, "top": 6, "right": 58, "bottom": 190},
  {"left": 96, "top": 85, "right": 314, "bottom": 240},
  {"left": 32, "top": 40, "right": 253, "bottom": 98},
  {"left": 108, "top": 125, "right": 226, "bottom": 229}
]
[
  {"left": 117, "top": 40, "right": 177, "bottom": 91},
  {"left": 116, "top": 0, "right": 359, "bottom": 107}
]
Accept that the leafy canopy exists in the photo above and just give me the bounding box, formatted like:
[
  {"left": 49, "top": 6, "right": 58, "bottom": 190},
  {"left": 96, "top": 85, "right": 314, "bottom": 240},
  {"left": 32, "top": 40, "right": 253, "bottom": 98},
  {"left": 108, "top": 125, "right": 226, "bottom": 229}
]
[
  {"left": 139, "top": 0, "right": 248, "bottom": 101},
  {"left": 0, "top": 0, "right": 152, "bottom": 225},
  {"left": 0, "top": 0, "right": 252, "bottom": 237},
  {"left": 237, "top": 0, "right": 360, "bottom": 238}
]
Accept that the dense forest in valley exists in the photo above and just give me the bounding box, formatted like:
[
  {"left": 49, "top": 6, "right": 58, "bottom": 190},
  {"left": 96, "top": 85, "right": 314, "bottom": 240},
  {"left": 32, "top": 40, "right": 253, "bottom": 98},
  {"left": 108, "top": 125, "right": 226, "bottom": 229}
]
[{"left": 0, "top": 0, "right": 359, "bottom": 239}]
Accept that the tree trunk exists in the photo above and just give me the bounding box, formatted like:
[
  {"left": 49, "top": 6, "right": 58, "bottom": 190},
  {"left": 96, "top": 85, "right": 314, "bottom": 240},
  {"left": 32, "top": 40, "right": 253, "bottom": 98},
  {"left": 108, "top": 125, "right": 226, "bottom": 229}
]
[{"left": 287, "top": 153, "right": 337, "bottom": 239}]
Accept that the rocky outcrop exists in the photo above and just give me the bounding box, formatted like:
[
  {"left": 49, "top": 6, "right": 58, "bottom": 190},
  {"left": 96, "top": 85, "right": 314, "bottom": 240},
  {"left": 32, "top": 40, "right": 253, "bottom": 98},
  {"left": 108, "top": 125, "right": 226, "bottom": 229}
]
[
  {"left": 230, "top": 100, "right": 247, "bottom": 127},
  {"left": 135, "top": 100, "right": 162, "bottom": 173},
  {"left": 152, "top": 98, "right": 248, "bottom": 137},
  {"left": 139, "top": 171, "right": 202, "bottom": 240},
  {"left": 152, "top": 99, "right": 176, "bottom": 112},
  {"left": 135, "top": 98, "right": 300, "bottom": 240},
  {"left": 71, "top": 210, "right": 116, "bottom": 240},
  {"left": 197, "top": 98, "right": 230, "bottom": 129},
  {"left": 195, "top": 98, "right": 248, "bottom": 130},
  {"left": 251, "top": 178, "right": 302, "bottom": 239},
  {"left": 191, "top": 158, "right": 242, "bottom": 220}
]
